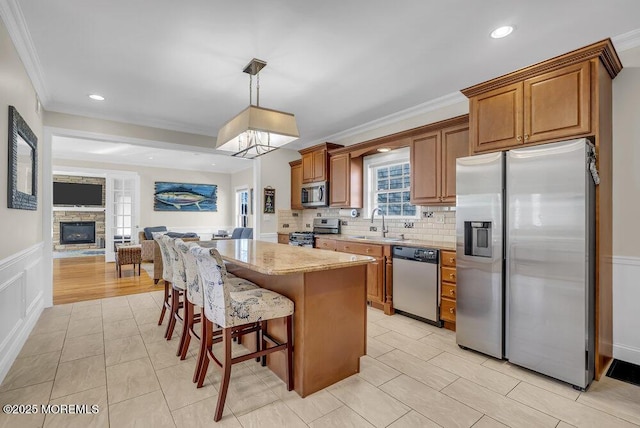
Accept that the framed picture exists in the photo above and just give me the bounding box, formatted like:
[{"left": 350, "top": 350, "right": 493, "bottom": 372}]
[
  {"left": 154, "top": 182, "right": 217, "bottom": 211},
  {"left": 8, "top": 106, "right": 38, "bottom": 210},
  {"left": 263, "top": 187, "right": 275, "bottom": 214}
]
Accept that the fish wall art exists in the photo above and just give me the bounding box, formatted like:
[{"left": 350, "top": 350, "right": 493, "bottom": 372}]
[{"left": 154, "top": 182, "right": 218, "bottom": 212}]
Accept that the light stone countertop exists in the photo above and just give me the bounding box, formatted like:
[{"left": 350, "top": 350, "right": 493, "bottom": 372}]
[
  {"left": 316, "top": 234, "right": 456, "bottom": 251},
  {"left": 198, "top": 239, "right": 374, "bottom": 275}
]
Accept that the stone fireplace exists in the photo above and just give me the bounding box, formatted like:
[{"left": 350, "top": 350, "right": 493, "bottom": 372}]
[
  {"left": 53, "top": 175, "right": 106, "bottom": 251},
  {"left": 60, "top": 221, "right": 96, "bottom": 245}
]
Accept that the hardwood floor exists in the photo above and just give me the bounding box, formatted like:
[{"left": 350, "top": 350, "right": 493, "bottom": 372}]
[{"left": 53, "top": 256, "right": 161, "bottom": 304}]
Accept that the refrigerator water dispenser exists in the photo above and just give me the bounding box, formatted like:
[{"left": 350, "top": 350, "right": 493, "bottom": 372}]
[{"left": 464, "top": 221, "right": 492, "bottom": 258}]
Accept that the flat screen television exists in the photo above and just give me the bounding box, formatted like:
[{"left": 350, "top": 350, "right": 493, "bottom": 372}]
[{"left": 53, "top": 182, "right": 103, "bottom": 206}]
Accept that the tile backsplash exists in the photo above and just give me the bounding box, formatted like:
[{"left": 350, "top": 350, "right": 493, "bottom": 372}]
[{"left": 278, "top": 207, "right": 455, "bottom": 243}]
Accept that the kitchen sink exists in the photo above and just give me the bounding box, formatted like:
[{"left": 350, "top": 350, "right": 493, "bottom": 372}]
[{"left": 347, "top": 235, "right": 404, "bottom": 242}]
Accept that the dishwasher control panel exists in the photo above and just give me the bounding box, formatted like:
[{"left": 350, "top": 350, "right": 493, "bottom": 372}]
[{"left": 393, "top": 246, "right": 439, "bottom": 263}]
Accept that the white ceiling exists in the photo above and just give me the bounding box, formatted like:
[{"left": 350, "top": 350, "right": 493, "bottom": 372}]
[
  {"left": 51, "top": 136, "right": 253, "bottom": 173},
  {"left": 8, "top": 0, "right": 640, "bottom": 166}
]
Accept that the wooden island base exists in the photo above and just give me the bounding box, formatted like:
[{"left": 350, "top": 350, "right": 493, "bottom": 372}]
[{"left": 226, "top": 263, "right": 367, "bottom": 398}]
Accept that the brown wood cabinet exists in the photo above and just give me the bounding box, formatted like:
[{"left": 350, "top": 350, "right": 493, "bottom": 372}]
[
  {"left": 277, "top": 233, "right": 290, "bottom": 245},
  {"left": 439, "top": 250, "right": 457, "bottom": 331},
  {"left": 330, "top": 153, "right": 363, "bottom": 208},
  {"left": 315, "top": 237, "right": 337, "bottom": 251},
  {"left": 316, "top": 238, "right": 393, "bottom": 314},
  {"left": 461, "top": 39, "right": 622, "bottom": 380},
  {"left": 289, "top": 160, "right": 303, "bottom": 210},
  {"left": 299, "top": 143, "right": 343, "bottom": 184},
  {"left": 336, "top": 241, "right": 386, "bottom": 308},
  {"left": 410, "top": 121, "right": 469, "bottom": 205},
  {"left": 467, "top": 55, "right": 593, "bottom": 153}
]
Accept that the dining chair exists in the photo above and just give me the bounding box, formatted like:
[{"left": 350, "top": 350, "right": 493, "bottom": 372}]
[
  {"left": 163, "top": 235, "right": 186, "bottom": 340},
  {"left": 153, "top": 232, "right": 173, "bottom": 331},
  {"left": 191, "top": 246, "right": 294, "bottom": 422}
]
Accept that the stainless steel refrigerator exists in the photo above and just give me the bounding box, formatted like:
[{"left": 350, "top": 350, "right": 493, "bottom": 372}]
[{"left": 455, "top": 138, "right": 597, "bottom": 389}]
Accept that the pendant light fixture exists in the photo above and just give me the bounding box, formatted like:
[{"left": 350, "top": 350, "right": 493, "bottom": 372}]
[{"left": 216, "top": 58, "right": 299, "bottom": 158}]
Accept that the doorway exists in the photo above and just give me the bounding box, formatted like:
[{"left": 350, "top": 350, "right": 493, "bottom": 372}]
[{"left": 236, "top": 188, "right": 249, "bottom": 228}]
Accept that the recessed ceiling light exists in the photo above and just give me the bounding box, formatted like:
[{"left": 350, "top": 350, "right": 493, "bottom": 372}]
[
  {"left": 89, "top": 94, "right": 105, "bottom": 101},
  {"left": 490, "top": 25, "right": 514, "bottom": 39},
  {"left": 148, "top": 156, "right": 154, "bottom": 160},
  {"left": 377, "top": 147, "right": 391, "bottom": 153},
  {"left": 211, "top": 163, "right": 216, "bottom": 166}
]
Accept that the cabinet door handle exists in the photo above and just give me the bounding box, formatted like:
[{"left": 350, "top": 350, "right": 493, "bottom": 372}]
[
  {"left": 366, "top": 248, "right": 371, "bottom": 253},
  {"left": 449, "top": 307, "right": 455, "bottom": 314},
  {"left": 449, "top": 289, "right": 455, "bottom": 296},
  {"left": 516, "top": 135, "right": 522, "bottom": 142},
  {"left": 449, "top": 257, "right": 455, "bottom": 264},
  {"left": 449, "top": 273, "right": 456, "bottom": 280},
  {"left": 524, "top": 134, "right": 529, "bottom": 141}
]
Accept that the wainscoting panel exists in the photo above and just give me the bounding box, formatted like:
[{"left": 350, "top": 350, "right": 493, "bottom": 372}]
[
  {"left": 0, "top": 242, "right": 46, "bottom": 384},
  {"left": 613, "top": 256, "right": 640, "bottom": 366}
]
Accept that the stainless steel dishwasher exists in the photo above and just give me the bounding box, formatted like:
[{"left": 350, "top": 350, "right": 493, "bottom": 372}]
[{"left": 392, "top": 246, "right": 441, "bottom": 326}]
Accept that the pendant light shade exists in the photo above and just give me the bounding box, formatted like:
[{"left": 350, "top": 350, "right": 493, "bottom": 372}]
[{"left": 215, "top": 59, "right": 299, "bottom": 158}]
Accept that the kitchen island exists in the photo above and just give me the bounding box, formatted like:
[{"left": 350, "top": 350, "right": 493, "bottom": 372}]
[{"left": 205, "top": 239, "right": 374, "bottom": 397}]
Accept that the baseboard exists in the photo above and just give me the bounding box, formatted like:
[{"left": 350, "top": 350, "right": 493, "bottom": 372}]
[
  {"left": 259, "top": 233, "right": 277, "bottom": 243},
  {"left": 612, "top": 255, "right": 640, "bottom": 366},
  {"left": 613, "top": 343, "right": 640, "bottom": 366},
  {"left": 0, "top": 242, "right": 46, "bottom": 384}
]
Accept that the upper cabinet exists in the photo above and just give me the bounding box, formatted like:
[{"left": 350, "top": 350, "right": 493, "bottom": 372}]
[
  {"left": 289, "top": 159, "right": 303, "bottom": 210},
  {"left": 410, "top": 118, "right": 469, "bottom": 205},
  {"left": 462, "top": 41, "right": 621, "bottom": 154},
  {"left": 330, "top": 153, "right": 363, "bottom": 208},
  {"left": 469, "top": 63, "right": 590, "bottom": 153},
  {"left": 300, "top": 143, "right": 343, "bottom": 183}
]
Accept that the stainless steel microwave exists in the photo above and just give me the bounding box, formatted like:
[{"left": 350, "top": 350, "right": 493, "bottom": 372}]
[{"left": 301, "top": 181, "right": 328, "bottom": 208}]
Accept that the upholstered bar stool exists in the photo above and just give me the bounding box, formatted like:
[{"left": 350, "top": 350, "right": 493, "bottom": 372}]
[
  {"left": 153, "top": 232, "right": 173, "bottom": 330},
  {"left": 191, "top": 246, "right": 294, "bottom": 422},
  {"left": 164, "top": 235, "right": 187, "bottom": 340},
  {"left": 177, "top": 240, "right": 260, "bottom": 382}
]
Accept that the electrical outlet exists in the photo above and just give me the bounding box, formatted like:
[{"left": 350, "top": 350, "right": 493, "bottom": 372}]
[
  {"left": 341, "top": 220, "right": 348, "bottom": 226},
  {"left": 435, "top": 214, "right": 445, "bottom": 224},
  {"left": 292, "top": 212, "right": 299, "bottom": 217},
  {"left": 423, "top": 211, "right": 434, "bottom": 218},
  {"left": 282, "top": 224, "right": 289, "bottom": 228},
  {"left": 306, "top": 224, "right": 311, "bottom": 228},
  {"left": 316, "top": 213, "right": 322, "bottom": 217},
  {"left": 370, "top": 226, "right": 377, "bottom": 232},
  {"left": 404, "top": 222, "right": 414, "bottom": 228}
]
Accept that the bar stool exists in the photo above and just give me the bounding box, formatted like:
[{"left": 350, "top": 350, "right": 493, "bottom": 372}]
[
  {"left": 176, "top": 240, "right": 261, "bottom": 381},
  {"left": 191, "top": 246, "right": 294, "bottom": 422},
  {"left": 153, "top": 233, "right": 173, "bottom": 330},
  {"left": 164, "top": 235, "right": 186, "bottom": 340}
]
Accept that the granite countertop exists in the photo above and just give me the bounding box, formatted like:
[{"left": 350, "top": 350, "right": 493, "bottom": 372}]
[
  {"left": 316, "top": 234, "right": 456, "bottom": 251},
  {"left": 199, "top": 239, "right": 374, "bottom": 275}
]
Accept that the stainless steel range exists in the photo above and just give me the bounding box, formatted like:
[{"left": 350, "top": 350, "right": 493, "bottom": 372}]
[{"left": 289, "top": 218, "right": 340, "bottom": 247}]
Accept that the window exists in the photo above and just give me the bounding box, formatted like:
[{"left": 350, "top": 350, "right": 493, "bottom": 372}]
[
  {"left": 364, "top": 147, "right": 418, "bottom": 218},
  {"left": 236, "top": 189, "right": 249, "bottom": 227}
]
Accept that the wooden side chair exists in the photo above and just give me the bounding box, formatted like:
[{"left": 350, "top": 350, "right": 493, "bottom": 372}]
[{"left": 191, "top": 246, "right": 294, "bottom": 422}]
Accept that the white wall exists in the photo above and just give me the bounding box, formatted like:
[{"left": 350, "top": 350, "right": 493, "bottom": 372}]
[
  {"left": 0, "top": 17, "right": 46, "bottom": 384},
  {"left": 612, "top": 62, "right": 640, "bottom": 365},
  {"left": 54, "top": 159, "right": 234, "bottom": 237},
  {"left": 256, "top": 149, "right": 300, "bottom": 240}
]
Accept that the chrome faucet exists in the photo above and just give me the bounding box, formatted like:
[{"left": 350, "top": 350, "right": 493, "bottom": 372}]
[{"left": 371, "top": 207, "right": 388, "bottom": 238}]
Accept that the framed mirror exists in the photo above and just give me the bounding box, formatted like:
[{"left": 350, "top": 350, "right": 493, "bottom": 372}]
[{"left": 8, "top": 106, "right": 38, "bottom": 210}]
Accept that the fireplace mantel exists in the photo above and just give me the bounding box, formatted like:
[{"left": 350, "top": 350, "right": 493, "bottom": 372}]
[{"left": 53, "top": 207, "right": 105, "bottom": 212}]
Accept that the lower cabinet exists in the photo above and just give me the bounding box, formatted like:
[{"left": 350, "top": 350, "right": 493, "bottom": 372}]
[
  {"left": 316, "top": 239, "right": 392, "bottom": 314},
  {"left": 277, "top": 233, "right": 290, "bottom": 245},
  {"left": 439, "top": 250, "right": 457, "bottom": 331}
]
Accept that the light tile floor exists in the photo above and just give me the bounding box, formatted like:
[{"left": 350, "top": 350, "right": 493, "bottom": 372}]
[{"left": 1, "top": 291, "right": 639, "bottom": 427}]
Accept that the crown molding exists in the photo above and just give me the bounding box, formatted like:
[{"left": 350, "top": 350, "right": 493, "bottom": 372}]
[
  {"left": 613, "top": 28, "right": 640, "bottom": 52},
  {"left": 0, "top": 0, "right": 50, "bottom": 105},
  {"left": 302, "top": 91, "right": 466, "bottom": 148}
]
